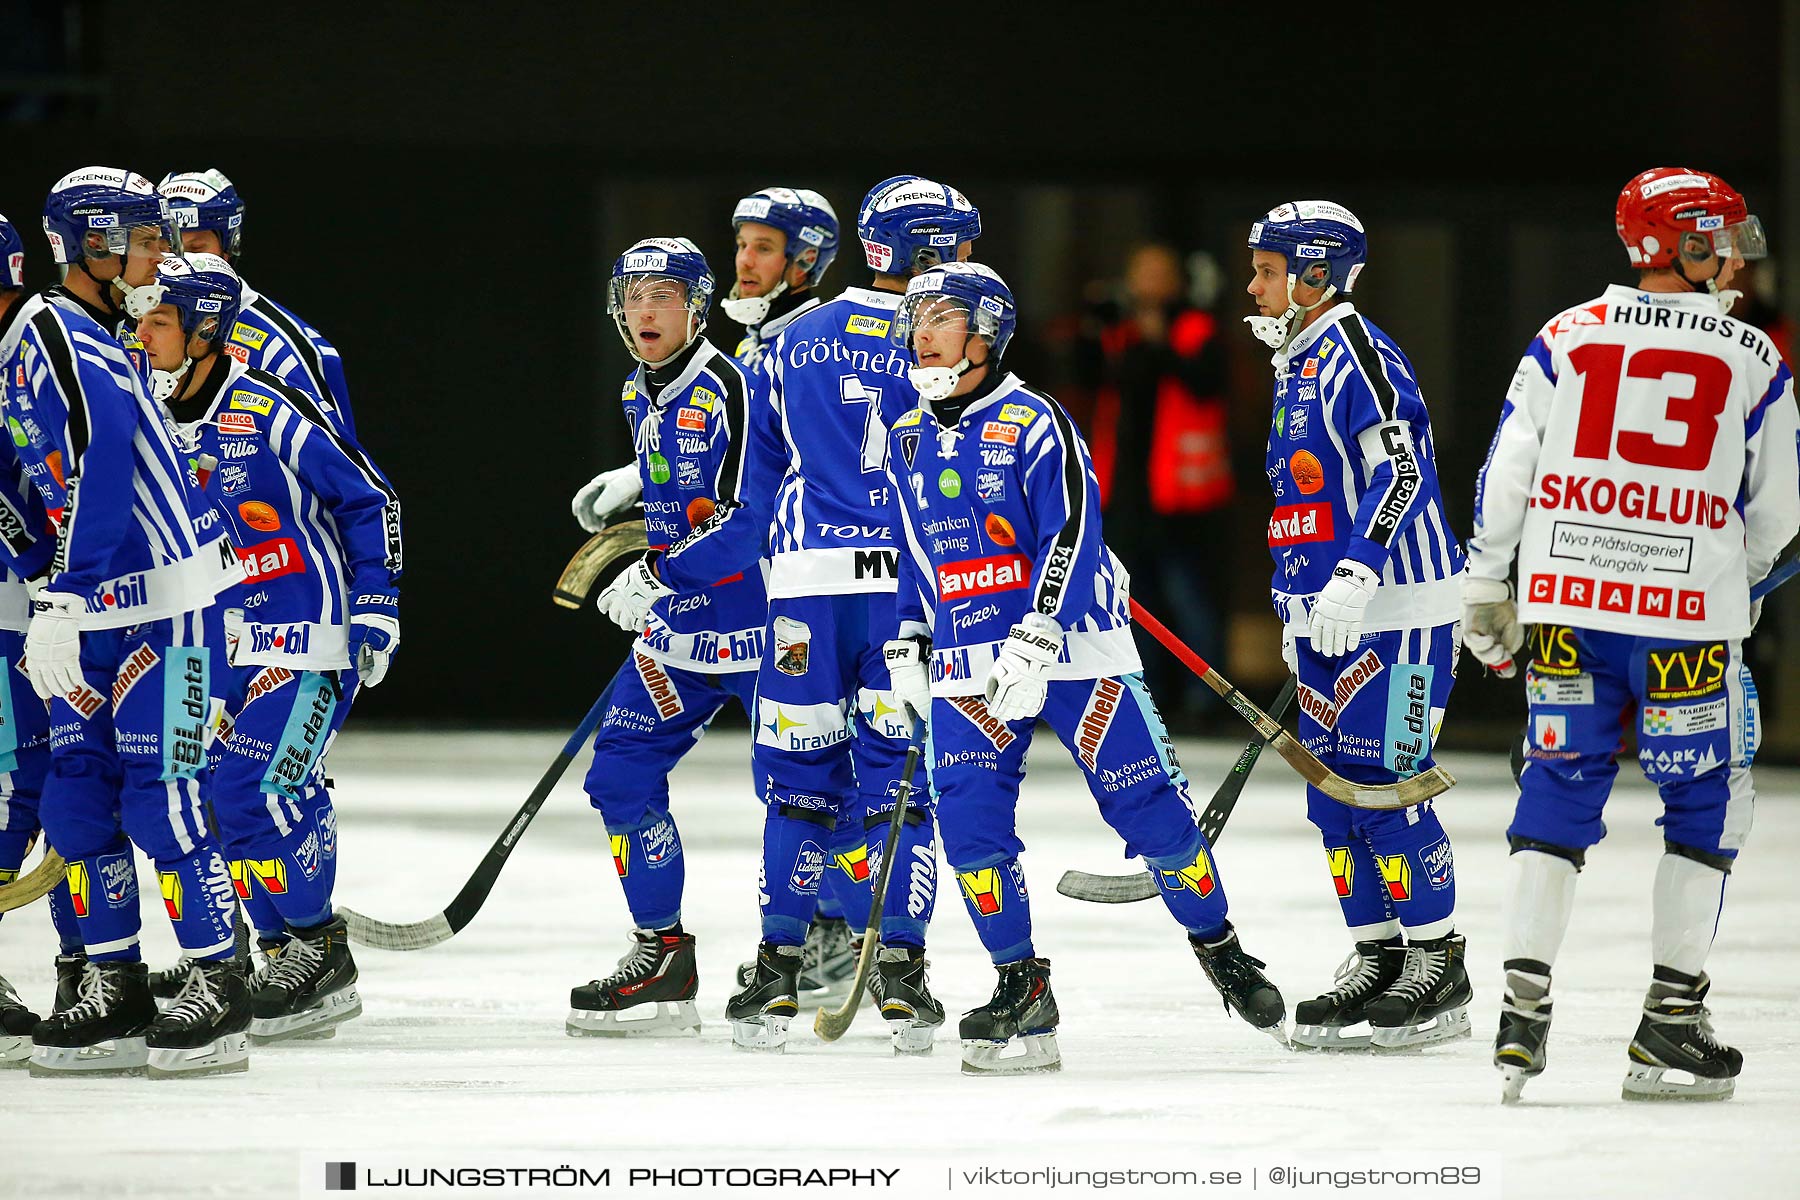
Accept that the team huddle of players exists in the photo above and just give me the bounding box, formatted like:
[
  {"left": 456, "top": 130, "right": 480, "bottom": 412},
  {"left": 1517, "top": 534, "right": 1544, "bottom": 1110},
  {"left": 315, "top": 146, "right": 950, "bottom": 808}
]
[
  {"left": 569, "top": 168, "right": 1796, "bottom": 1101},
  {"left": 0, "top": 167, "right": 400, "bottom": 1078},
  {"left": 0, "top": 164, "right": 1791, "bottom": 1105}
]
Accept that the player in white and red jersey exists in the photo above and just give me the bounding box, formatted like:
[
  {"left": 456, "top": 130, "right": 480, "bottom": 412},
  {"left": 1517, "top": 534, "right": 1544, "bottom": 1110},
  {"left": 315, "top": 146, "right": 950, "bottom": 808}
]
[{"left": 1465, "top": 167, "right": 1799, "bottom": 1103}]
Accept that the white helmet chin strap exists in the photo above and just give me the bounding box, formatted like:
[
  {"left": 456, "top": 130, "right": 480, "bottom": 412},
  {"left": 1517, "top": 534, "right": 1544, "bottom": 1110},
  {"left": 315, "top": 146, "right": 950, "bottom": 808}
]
[
  {"left": 722, "top": 278, "right": 787, "bottom": 325},
  {"left": 909, "top": 357, "right": 971, "bottom": 402},
  {"left": 1244, "top": 275, "right": 1337, "bottom": 352},
  {"left": 151, "top": 358, "right": 191, "bottom": 403},
  {"left": 119, "top": 277, "right": 165, "bottom": 321}
]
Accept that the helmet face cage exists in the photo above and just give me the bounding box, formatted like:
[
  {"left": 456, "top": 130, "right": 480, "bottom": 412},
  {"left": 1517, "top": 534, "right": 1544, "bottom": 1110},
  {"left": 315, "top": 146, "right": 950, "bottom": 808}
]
[
  {"left": 138, "top": 256, "right": 241, "bottom": 346},
  {"left": 607, "top": 238, "right": 715, "bottom": 360},
  {"left": 42, "top": 168, "right": 175, "bottom": 266},
  {"left": 1616, "top": 169, "right": 1768, "bottom": 269},
  {"left": 892, "top": 266, "right": 1016, "bottom": 365},
  {"left": 732, "top": 187, "right": 839, "bottom": 287}
]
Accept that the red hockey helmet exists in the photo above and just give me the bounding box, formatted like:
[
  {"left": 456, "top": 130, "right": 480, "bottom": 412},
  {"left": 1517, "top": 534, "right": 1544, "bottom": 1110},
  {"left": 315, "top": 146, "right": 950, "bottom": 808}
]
[{"left": 1615, "top": 167, "right": 1766, "bottom": 269}]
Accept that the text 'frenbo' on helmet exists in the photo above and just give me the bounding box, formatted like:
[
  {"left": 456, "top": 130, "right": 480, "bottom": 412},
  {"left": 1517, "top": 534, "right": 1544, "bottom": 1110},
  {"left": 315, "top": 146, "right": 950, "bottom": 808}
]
[
  {"left": 41, "top": 166, "right": 176, "bottom": 266},
  {"left": 857, "top": 176, "right": 982, "bottom": 276}
]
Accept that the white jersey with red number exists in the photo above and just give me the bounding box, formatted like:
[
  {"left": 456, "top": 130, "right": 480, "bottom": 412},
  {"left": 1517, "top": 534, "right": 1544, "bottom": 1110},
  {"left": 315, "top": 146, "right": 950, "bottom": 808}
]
[{"left": 1468, "top": 284, "right": 1799, "bottom": 639}]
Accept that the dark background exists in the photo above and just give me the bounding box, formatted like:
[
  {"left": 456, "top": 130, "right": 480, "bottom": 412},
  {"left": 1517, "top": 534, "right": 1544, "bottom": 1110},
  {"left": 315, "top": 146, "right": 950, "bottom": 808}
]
[{"left": 4, "top": 2, "right": 1797, "bottom": 752}]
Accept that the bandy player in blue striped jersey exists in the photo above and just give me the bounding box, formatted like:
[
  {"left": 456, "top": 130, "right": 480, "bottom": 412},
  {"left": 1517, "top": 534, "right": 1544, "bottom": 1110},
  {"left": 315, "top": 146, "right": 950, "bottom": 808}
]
[
  {"left": 0, "top": 215, "right": 86, "bottom": 1061},
  {"left": 139, "top": 254, "right": 402, "bottom": 1049},
  {"left": 717, "top": 188, "right": 872, "bottom": 997},
  {"left": 597, "top": 178, "right": 983, "bottom": 1054},
  {"left": 1467, "top": 169, "right": 1797, "bottom": 1103},
  {"left": 880, "top": 263, "right": 1286, "bottom": 1073},
  {"left": 1244, "top": 201, "right": 1471, "bottom": 1051},
  {"left": 569, "top": 239, "right": 766, "bottom": 1037},
  {"left": 158, "top": 170, "right": 356, "bottom": 438},
  {"left": 4, "top": 169, "right": 247, "bottom": 1077}
]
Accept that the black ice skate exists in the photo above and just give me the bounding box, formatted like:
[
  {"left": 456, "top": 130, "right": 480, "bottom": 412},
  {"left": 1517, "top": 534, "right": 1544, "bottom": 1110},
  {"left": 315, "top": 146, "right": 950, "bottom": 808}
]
[
  {"left": 874, "top": 946, "right": 943, "bottom": 1055},
  {"left": 1622, "top": 969, "right": 1742, "bottom": 1102},
  {"left": 146, "top": 959, "right": 253, "bottom": 1078},
  {"left": 959, "top": 957, "right": 1060, "bottom": 1075},
  {"left": 567, "top": 929, "right": 700, "bottom": 1038},
  {"left": 1, "top": 972, "right": 40, "bottom": 1066},
  {"left": 54, "top": 951, "right": 87, "bottom": 1013},
  {"left": 1495, "top": 964, "right": 1554, "bottom": 1105},
  {"left": 1367, "top": 933, "right": 1473, "bottom": 1051},
  {"left": 249, "top": 915, "right": 361, "bottom": 1043},
  {"left": 1291, "top": 938, "right": 1404, "bottom": 1051},
  {"left": 1190, "top": 924, "right": 1287, "bottom": 1044},
  {"left": 736, "top": 915, "right": 857, "bottom": 1006},
  {"left": 29, "top": 960, "right": 157, "bottom": 1077},
  {"left": 726, "top": 941, "right": 801, "bottom": 1052}
]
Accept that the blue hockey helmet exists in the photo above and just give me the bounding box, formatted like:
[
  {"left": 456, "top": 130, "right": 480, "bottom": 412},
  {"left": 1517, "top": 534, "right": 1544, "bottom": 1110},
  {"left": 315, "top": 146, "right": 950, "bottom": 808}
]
[
  {"left": 1244, "top": 200, "right": 1367, "bottom": 350},
  {"left": 158, "top": 169, "right": 246, "bottom": 259},
  {"left": 131, "top": 252, "right": 243, "bottom": 341},
  {"left": 857, "top": 176, "right": 981, "bottom": 277},
  {"left": 41, "top": 166, "right": 175, "bottom": 267},
  {"left": 722, "top": 187, "right": 840, "bottom": 325},
  {"left": 0, "top": 213, "right": 23, "bottom": 289},
  {"left": 606, "top": 237, "right": 715, "bottom": 362},
  {"left": 891, "top": 261, "right": 1016, "bottom": 401}
]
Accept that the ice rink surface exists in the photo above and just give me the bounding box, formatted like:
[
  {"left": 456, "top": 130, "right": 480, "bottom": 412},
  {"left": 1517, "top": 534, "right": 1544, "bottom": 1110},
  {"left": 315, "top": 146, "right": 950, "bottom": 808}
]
[{"left": 2, "top": 726, "right": 1796, "bottom": 1199}]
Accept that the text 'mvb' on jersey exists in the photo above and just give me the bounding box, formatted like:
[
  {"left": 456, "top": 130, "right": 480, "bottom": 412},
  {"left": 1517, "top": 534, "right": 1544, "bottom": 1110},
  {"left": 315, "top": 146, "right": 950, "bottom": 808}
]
[
  {"left": 0, "top": 291, "right": 236, "bottom": 624},
  {"left": 1469, "top": 285, "right": 1799, "bottom": 640},
  {"left": 620, "top": 337, "right": 767, "bottom": 674},
  {"left": 1264, "top": 304, "right": 1464, "bottom": 633},
  {"left": 885, "top": 374, "right": 1138, "bottom": 695},
  {"left": 659, "top": 287, "right": 918, "bottom": 600}
]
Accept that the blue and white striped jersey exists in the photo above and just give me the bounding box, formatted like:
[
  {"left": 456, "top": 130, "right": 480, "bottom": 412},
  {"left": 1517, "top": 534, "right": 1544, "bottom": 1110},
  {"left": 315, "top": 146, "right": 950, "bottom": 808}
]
[
  {"left": 0, "top": 292, "right": 239, "bottom": 628},
  {"left": 659, "top": 286, "right": 917, "bottom": 600},
  {"left": 1263, "top": 304, "right": 1464, "bottom": 634},
  {"left": 166, "top": 359, "right": 400, "bottom": 671},
  {"left": 225, "top": 282, "right": 355, "bottom": 438},
  {"left": 885, "top": 374, "right": 1139, "bottom": 696},
  {"left": 620, "top": 337, "right": 767, "bottom": 674}
]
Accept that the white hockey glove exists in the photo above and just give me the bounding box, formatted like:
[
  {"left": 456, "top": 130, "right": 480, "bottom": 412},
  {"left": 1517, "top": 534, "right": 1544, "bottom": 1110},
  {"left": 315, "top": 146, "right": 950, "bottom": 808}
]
[
  {"left": 1461, "top": 575, "right": 1521, "bottom": 678},
  {"left": 1281, "top": 625, "right": 1299, "bottom": 677},
  {"left": 596, "top": 553, "right": 672, "bottom": 633},
  {"left": 570, "top": 464, "right": 643, "bottom": 534},
  {"left": 883, "top": 630, "right": 932, "bottom": 727},
  {"left": 25, "top": 591, "right": 85, "bottom": 701},
  {"left": 985, "top": 612, "right": 1062, "bottom": 723},
  {"left": 349, "top": 596, "right": 401, "bottom": 688},
  {"left": 1308, "top": 558, "right": 1380, "bottom": 658}
]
